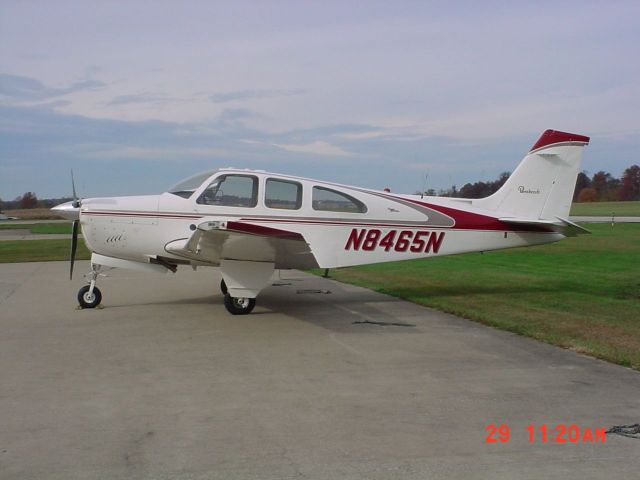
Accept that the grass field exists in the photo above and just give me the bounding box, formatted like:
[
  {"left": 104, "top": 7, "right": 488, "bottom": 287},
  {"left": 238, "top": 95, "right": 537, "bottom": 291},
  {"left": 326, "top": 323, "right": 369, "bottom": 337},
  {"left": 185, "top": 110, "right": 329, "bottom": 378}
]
[
  {"left": 570, "top": 200, "right": 640, "bottom": 216},
  {"left": 320, "top": 223, "right": 640, "bottom": 370},
  {"left": 0, "top": 223, "right": 72, "bottom": 234},
  {"left": 0, "top": 239, "right": 91, "bottom": 263}
]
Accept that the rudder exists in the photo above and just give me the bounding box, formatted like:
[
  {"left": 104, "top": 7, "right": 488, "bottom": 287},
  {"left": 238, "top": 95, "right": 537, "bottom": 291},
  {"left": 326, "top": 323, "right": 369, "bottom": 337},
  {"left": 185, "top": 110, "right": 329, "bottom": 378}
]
[{"left": 475, "top": 130, "right": 590, "bottom": 220}]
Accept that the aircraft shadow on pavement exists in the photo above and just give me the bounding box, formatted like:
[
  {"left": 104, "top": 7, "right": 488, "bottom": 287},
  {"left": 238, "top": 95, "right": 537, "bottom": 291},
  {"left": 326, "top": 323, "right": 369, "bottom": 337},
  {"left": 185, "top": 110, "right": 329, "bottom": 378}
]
[
  {"left": 81, "top": 277, "right": 562, "bottom": 331},
  {"left": 90, "top": 281, "right": 412, "bottom": 328}
]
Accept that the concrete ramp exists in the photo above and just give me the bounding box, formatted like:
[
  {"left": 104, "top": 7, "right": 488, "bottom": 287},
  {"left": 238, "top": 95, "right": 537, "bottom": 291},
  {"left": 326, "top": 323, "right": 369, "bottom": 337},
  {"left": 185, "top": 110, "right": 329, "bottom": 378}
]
[{"left": 1, "top": 261, "right": 639, "bottom": 479}]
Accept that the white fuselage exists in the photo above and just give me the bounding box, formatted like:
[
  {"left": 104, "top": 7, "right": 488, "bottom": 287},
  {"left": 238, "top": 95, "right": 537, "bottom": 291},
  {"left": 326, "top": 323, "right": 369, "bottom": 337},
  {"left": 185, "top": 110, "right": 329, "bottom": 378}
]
[
  {"left": 54, "top": 129, "right": 589, "bottom": 313},
  {"left": 78, "top": 169, "right": 563, "bottom": 270}
]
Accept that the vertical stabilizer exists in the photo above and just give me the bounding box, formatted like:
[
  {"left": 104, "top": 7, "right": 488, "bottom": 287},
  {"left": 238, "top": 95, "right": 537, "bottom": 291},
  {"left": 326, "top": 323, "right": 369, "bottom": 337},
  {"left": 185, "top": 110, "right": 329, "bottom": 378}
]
[{"left": 474, "top": 130, "right": 589, "bottom": 220}]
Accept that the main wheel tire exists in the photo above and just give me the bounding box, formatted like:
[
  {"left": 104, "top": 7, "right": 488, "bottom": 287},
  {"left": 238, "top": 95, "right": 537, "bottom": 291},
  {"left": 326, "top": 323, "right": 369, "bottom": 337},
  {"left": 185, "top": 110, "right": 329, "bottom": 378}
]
[
  {"left": 220, "top": 279, "right": 228, "bottom": 295},
  {"left": 78, "top": 285, "right": 102, "bottom": 309},
  {"left": 223, "top": 293, "right": 256, "bottom": 315}
]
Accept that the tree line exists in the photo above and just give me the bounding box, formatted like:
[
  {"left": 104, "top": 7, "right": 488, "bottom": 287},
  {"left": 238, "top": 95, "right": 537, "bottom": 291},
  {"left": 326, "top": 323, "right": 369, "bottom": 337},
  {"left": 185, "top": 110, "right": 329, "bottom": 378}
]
[
  {"left": 0, "top": 193, "right": 73, "bottom": 211},
  {"left": 436, "top": 164, "right": 640, "bottom": 202}
]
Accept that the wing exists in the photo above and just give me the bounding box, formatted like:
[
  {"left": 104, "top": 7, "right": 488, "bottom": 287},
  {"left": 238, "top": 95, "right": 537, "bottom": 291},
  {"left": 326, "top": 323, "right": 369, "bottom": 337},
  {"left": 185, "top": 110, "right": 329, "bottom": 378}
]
[{"left": 164, "top": 219, "right": 319, "bottom": 269}]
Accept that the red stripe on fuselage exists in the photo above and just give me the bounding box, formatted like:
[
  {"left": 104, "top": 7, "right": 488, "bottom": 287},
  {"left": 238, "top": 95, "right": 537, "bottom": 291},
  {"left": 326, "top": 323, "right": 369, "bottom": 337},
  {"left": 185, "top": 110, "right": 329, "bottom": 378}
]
[
  {"left": 83, "top": 211, "right": 202, "bottom": 220},
  {"left": 82, "top": 209, "right": 553, "bottom": 233},
  {"left": 379, "top": 197, "right": 554, "bottom": 233}
]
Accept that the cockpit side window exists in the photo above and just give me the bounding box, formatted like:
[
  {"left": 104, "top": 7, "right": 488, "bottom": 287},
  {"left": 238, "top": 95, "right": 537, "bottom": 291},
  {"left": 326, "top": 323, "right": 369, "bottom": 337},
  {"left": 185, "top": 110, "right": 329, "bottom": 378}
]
[
  {"left": 265, "top": 178, "right": 302, "bottom": 210},
  {"left": 168, "top": 171, "right": 214, "bottom": 199},
  {"left": 312, "top": 186, "right": 367, "bottom": 213},
  {"left": 197, "top": 174, "right": 258, "bottom": 207}
]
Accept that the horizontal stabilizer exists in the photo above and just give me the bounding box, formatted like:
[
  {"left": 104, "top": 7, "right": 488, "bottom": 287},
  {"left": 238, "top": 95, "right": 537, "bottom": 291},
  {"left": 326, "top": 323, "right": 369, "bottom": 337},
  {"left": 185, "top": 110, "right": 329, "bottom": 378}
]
[
  {"left": 499, "top": 216, "right": 591, "bottom": 237},
  {"left": 555, "top": 216, "right": 591, "bottom": 235},
  {"left": 498, "top": 217, "right": 559, "bottom": 226}
]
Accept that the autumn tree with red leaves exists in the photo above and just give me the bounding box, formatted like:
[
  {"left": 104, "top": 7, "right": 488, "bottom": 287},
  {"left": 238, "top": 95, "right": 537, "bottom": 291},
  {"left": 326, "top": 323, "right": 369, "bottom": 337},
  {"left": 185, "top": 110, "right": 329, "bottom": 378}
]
[
  {"left": 19, "top": 192, "right": 38, "bottom": 209},
  {"left": 618, "top": 165, "right": 640, "bottom": 201}
]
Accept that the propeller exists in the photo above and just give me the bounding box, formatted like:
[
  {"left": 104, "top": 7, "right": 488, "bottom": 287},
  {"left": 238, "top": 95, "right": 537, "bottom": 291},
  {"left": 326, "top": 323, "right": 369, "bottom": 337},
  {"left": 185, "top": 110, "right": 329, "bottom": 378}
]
[{"left": 69, "top": 170, "right": 81, "bottom": 280}]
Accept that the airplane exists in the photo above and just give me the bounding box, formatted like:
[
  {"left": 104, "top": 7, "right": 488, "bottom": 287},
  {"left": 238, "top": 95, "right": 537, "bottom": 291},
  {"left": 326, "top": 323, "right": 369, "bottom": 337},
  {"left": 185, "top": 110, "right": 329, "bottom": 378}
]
[{"left": 53, "top": 129, "right": 590, "bottom": 315}]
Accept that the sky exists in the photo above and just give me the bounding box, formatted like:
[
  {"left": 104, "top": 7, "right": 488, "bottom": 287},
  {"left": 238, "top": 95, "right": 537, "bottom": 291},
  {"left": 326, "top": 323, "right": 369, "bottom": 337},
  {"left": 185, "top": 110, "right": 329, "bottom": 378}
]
[{"left": 1, "top": 0, "right": 639, "bottom": 200}]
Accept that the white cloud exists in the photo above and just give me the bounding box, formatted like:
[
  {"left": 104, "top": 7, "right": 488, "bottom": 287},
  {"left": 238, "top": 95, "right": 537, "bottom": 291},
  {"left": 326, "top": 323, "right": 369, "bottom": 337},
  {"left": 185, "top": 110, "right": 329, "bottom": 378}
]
[
  {"left": 210, "top": 89, "right": 305, "bottom": 104},
  {"left": 271, "top": 140, "right": 352, "bottom": 157},
  {"left": 79, "top": 145, "right": 231, "bottom": 161}
]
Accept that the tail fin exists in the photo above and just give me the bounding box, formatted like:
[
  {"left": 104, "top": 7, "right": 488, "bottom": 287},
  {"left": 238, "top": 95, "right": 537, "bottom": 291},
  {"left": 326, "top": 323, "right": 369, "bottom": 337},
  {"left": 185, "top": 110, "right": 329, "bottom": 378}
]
[{"left": 475, "top": 129, "right": 589, "bottom": 220}]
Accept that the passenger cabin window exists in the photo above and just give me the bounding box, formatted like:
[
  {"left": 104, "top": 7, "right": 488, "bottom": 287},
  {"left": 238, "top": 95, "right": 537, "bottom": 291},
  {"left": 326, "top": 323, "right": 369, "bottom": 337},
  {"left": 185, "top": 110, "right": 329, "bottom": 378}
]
[
  {"left": 312, "top": 186, "right": 367, "bottom": 213},
  {"left": 197, "top": 174, "right": 258, "bottom": 207},
  {"left": 265, "top": 178, "right": 302, "bottom": 210}
]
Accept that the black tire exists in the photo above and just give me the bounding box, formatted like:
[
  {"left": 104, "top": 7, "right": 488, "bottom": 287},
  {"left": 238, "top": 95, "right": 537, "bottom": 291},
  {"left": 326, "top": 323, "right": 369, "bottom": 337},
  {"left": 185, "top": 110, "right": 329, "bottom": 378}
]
[
  {"left": 223, "top": 293, "right": 256, "bottom": 315},
  {"left": 78, "top": 285, "right": 102, "bottom": 308},
  {"left": 220, "top": 278, "right": 228, "bottom": 295}
]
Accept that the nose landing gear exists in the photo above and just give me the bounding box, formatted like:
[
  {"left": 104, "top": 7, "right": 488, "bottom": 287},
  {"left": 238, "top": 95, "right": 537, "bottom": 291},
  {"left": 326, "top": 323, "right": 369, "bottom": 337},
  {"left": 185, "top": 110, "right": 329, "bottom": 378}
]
[
  {"left": 77, "top": 265, "right": 103, "bottom": 309},
  {"left": 78, "top": 285, "right": 102, "bottom": 308}
]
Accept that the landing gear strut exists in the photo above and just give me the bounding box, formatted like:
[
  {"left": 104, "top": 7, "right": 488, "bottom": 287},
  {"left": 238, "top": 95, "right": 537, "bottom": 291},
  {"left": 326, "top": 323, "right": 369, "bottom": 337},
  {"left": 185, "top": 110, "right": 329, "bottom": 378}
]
[
  {"left": 78, "top": 265, "right": 102, "bottom": 309},
  {"left": 223, "top": 293, "right": 256, "bottom": 315}
]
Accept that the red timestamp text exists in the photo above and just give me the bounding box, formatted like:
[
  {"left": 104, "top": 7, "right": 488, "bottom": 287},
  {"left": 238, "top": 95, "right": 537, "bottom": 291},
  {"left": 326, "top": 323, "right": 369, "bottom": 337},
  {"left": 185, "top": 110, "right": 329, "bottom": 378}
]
[{"left": 485, "top": 424, "right": 606, "bottom": 444}]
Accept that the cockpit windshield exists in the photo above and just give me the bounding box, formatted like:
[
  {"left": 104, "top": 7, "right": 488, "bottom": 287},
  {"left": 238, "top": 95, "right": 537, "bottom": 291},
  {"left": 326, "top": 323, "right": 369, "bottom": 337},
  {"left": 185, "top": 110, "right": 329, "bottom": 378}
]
[{"left": 167, "top": 170, "right": 215, "bottom": 198}]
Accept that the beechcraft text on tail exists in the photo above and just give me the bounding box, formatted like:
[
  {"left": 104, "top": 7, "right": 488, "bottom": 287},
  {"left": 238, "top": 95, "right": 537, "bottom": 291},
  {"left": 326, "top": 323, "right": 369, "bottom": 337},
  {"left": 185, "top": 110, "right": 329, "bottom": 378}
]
[{"left": 53, "top": 129, "right": 590, "bottom": 315}]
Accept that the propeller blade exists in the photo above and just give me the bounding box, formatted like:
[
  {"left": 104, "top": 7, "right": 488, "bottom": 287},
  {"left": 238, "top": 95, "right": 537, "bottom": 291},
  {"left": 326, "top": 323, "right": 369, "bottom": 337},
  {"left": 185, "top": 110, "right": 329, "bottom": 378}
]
[
  {"left": 71, "top": 169, "right": 82, "bottom": 208},
  {"left": 70, "top": 220, "right": 79, "bottom": 280}
]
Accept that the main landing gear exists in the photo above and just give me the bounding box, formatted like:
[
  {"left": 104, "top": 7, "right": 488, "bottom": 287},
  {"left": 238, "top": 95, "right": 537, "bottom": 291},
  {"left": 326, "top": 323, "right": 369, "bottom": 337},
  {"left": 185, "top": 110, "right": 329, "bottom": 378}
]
[
  {"left": 223, "top": 294, "right": 256, "bottom": 315},
  {"left": 220, "top": 278, "right": 255, "bottom": 314},
  {"left": 218, "top": 260, "right": 274, "bottom": 315},
  {"left": 77, "top": 265, "right": 103, "bottom": 309}
]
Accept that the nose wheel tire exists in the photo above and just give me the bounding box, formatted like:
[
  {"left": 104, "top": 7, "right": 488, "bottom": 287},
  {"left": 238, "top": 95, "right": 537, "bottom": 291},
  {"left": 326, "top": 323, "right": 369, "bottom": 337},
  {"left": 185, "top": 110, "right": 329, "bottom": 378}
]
[
  {"left": 220, "top": 279, "right": 228, "bottom": 295},
  {"left": 223, "top": 293, "right": 256, "bottom": 315},
  {"left": 78, "top": 285, "right": 102, "bottom": 309}
]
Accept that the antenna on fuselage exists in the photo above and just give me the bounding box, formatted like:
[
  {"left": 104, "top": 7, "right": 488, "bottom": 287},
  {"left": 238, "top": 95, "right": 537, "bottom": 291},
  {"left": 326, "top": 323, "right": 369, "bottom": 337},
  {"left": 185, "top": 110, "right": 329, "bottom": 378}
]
[{"left": 420, "top": 172, "right": 429, "bottom": 199}]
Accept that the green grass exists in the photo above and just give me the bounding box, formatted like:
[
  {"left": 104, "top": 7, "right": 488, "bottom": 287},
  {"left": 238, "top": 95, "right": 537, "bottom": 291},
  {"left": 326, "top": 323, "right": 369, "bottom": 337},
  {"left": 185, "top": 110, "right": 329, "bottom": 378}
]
[
  {"left": 317, "top": 223, "right": 640, "bottom": 370},
  {"left": 0, "top": 223, "right": 73, "bottom": 234},
  {"left": 570, "top": 201, "right": 640, "bottom": 216},
  {"left": 0, "top": 239, "right": 91, "bottom": 263}
]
